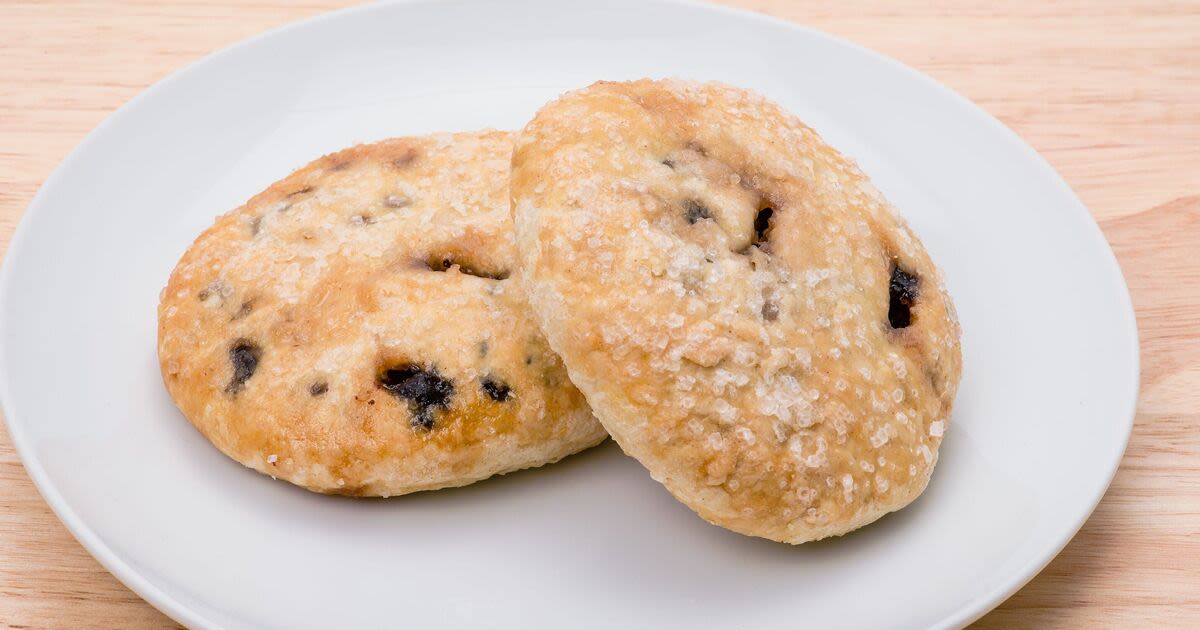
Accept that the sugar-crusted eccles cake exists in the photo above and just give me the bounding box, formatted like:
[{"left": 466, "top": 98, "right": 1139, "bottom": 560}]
[
  {"left": 158, "top": 130, "right": 606, "bottom": 496},
  {"left": 512, "top": 80, "right": 962, "bottom": 543}
]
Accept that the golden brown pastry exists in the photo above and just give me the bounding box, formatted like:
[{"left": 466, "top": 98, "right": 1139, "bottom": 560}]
[{"left": 158, "top": 130, "right": 605, "bottom": 496}]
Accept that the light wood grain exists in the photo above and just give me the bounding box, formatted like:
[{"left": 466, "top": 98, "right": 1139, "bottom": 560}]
[{"left": 0, "top": 1, "right": 1197, "bottom": 627}]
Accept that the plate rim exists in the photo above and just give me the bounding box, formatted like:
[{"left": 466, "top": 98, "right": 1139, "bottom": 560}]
[{"left": 0, "top": 0, "right": 1140, "bottom": 628}]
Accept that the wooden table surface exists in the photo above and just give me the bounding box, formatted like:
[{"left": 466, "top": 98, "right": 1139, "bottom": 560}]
[{"left": 1, "top": 0, "right": 1197, "bottom": 627}]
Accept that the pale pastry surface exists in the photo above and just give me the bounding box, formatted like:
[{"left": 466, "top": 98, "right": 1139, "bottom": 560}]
[{"left": 511, "top": 80, "right": 962, "bottom": 543}]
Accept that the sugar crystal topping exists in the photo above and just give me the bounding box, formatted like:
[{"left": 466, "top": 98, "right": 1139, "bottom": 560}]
[{"left": 512, "top": 79, "right": 962, "bottom": 540}]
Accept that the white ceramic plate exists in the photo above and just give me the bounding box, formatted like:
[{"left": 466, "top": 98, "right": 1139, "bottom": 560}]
[{"left": 0, "top": 1, "right": 1138, "bottom": 628}]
